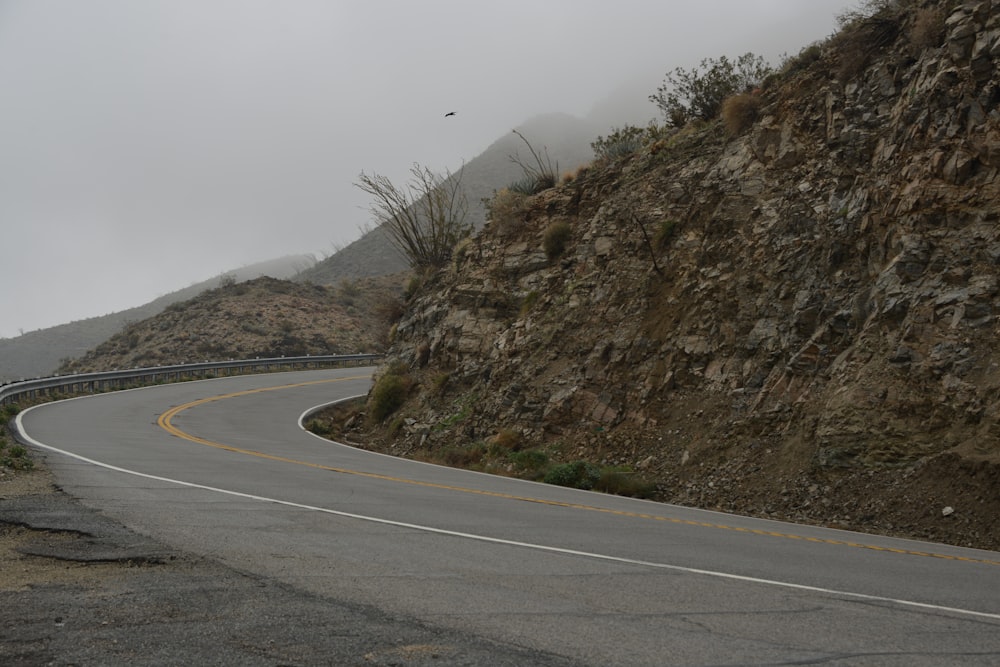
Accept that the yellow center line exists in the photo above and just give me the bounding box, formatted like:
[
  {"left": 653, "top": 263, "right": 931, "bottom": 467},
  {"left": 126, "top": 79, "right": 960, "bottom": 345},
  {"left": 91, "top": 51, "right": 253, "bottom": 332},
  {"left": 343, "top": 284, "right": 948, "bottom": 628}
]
[{"left": 157, "top": 378, "right": 1000, "bottom": 568}]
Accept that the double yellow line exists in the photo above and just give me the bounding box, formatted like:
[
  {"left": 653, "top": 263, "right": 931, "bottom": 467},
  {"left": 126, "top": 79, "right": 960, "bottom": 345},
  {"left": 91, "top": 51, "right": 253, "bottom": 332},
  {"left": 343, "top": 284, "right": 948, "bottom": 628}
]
[{"left": 157, "top": 378, "right": 1000, "bottom": 568}]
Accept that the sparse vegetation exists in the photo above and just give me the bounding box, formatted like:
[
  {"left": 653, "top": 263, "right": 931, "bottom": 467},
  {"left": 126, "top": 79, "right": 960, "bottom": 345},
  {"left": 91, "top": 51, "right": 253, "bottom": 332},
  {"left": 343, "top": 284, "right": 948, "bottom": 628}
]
[
  {"left": 910, "top": 7, "right": 946, "bottom": 49},
  {"left": 485, "top": 188, "right": 530, "bottom": 235},
  {"left": 431, "top": 371, "right": 450, "bottom": 394},
  {"left": 831, "top": 0, "right": 904, "bottom": 81},
  {"left": 491, "top": 428, "right": 521, "bottom": 451},
  {"left": 591, "top": 125, "right": 648, "bottom": 161},
  {"left": 519, "top": 290, "right": 541, "bottom": 317},
  {"left": 543, "top": 221, "right": 572, "bottom": 260},
  {"left": 508, "top": 129, "right": 559, "bottom": 195},
  {"left": 655, "top": 219, "right": 679, "bottom": 251},
  {"left": 508, "top": 448, "right": 548, "bottom": 477},
  {"left": 451, "top": 237, "right": 474, "bottom": 271},
  {"left": 721, "top": 92, "right": 762, "bottom": 135},
  {"left": 356, "top": 163, "right": 472, "bottom": 270},
  {"left": 367, "top": 362, "right": 413, "bottom": 423},
  {"left": 650, "top": 53, "right": 773, "bottom": 127},
  {"left": 0, "top": 431, "right": 33, "bottom": 471},
  {"left": 778, "top": 43, "right": 823, "bottom": 79},
  {"left": 594, "top": 467, "right": 657, "bottom": 499},
  {"left": 543, "top": 460, "right": 601, "bottom": 490}
]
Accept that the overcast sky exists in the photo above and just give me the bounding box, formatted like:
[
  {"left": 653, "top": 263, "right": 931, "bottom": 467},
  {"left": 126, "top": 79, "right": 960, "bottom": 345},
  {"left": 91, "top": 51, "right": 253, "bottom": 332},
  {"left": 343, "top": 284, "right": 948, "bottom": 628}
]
[{"left": 0, "top": 0, "right": 856, "bottom": 339}]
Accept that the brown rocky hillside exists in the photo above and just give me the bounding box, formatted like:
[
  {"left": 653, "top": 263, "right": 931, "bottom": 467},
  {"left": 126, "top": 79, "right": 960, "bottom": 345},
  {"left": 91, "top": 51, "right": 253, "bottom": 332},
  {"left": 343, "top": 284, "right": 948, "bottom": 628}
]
[
  {"left": 326, "top": 1, "right": 1000, "bottom": 550},
  {"left": 58, "top": 275, "right": 403, "bottom": 374}
]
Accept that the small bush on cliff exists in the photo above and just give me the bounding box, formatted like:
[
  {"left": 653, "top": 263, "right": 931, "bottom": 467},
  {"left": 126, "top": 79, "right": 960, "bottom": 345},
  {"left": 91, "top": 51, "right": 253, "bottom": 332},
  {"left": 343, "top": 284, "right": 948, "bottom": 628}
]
[
  {"left": 832, "top": 0, "right": 903, "bottom": 81},
  {"left": 491, "top": 428, "right": 522, "bottom": 451},
  {"left": 543, "top": 221, "right": 572, "bottom": 260},
  {"left": 356, "top": 163, "right": 471, "bottom": 270},
  {"left": 721, "top": 93, "right": 761, "bottom": 135},
  {"left": 910, "top": 7, "right": 945, "bottom": 49},
  {"left": 509, "top": 129, "right": 559, "bottom": 195},
  {"left": 485, "top": 188, "right": 530, "bottom": 235},
  {"left": 650, "top": 53, "right": 772, "bottom": 128},
  {"left": 368, "top": 363, "right": 413, "bottom": 423},
  {"left": 591, "top": 125, "right": 647, "bottom": 161}
]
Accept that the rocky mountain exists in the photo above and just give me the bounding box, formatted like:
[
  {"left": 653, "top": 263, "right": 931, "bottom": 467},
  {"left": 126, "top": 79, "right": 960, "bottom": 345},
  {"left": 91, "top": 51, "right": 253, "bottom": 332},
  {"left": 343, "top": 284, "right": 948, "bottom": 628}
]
[
  {"left": 334, "top": 0, "right": 1000, "bottom": 550},
  {"left": 0, "top": 255, "right": 316, "bottom": 381},
  {"left": 57, "top": 275, "right": 403, "bottom": 375}
]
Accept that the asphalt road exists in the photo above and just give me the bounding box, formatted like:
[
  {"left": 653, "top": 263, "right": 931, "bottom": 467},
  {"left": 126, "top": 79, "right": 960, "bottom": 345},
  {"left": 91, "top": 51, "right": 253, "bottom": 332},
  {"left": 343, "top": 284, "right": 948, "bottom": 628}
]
[{"left": 16, "top": 368, "right": 1000, "bottom": 665}]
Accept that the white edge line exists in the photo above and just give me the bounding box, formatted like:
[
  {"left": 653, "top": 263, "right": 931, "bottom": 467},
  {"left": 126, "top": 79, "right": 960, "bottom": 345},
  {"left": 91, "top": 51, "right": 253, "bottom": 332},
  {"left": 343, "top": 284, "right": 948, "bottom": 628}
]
[{"left": 14, "top": 404, "right": 1000, "bottom": 624}]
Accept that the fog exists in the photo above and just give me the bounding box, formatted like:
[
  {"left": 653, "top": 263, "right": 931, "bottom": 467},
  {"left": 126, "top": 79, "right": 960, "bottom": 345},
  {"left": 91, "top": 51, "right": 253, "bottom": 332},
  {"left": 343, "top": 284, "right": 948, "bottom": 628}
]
[{"left": 0, "top": 0, "right": 856, "bottom": 339}]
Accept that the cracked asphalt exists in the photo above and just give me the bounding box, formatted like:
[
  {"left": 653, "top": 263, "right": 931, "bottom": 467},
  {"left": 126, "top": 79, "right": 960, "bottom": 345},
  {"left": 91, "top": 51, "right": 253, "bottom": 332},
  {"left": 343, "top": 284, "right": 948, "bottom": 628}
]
[{"left": 0, "top": 465, "right": 571, "bottom": 667}]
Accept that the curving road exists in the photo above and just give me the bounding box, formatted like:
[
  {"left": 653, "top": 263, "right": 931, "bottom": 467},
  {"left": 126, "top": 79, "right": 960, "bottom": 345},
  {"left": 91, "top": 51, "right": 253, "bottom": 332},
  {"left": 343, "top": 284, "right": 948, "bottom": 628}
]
[{"left": 16, "top": 368, "right": 1000, "bottom": 665}]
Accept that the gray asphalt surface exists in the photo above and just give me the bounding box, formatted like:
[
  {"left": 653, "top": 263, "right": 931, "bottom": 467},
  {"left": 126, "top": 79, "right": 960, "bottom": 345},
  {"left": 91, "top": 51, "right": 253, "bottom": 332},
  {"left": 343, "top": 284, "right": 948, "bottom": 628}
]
[
  {"left": 1, "top": 481, "right": 574, "bottom": 666},
  {"left": 13, "top": 368, "right": 1000, "bottom": 665}
]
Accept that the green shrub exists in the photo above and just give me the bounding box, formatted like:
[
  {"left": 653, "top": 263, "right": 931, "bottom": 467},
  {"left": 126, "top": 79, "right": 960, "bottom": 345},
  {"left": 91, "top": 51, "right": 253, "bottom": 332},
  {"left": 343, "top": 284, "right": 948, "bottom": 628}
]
[
  {"left": 509, "top": 448, "right": 548, "bottom": 474},
  {"left": 368, "top": 365, "right": 412, "bottom": 423},
  {"left": 544, "top": 460, "right": 601, "bottom": 490},
  {"left": 388, "top": 416, "right": 405, "bottom": 436},
  {"left": 543, "top": 221, "right": 572, "bottom": 260},
  {"left": 650, "top": 53, "right": 772, "bottom": 127},
  {"left": 485, "top": 187, "right": 530, "bottom": 235},
  {"left": 507, "top": 176, "right": 539, "bottom": 196},
  {"left": 591, "top": 125, "right": 647, "bottom": 161},
  {"left": 779, "top": 44, "right": 822, "bottom": 78},
  {"left": 0, "top": 440, "right": 33, "bottom": 471}
]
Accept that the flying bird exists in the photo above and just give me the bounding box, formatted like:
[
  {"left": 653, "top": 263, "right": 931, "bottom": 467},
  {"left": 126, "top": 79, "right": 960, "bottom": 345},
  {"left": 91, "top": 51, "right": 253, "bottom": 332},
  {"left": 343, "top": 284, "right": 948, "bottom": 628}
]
[{"left": 444, "top": 111, "right": 456, "bottom": 117}]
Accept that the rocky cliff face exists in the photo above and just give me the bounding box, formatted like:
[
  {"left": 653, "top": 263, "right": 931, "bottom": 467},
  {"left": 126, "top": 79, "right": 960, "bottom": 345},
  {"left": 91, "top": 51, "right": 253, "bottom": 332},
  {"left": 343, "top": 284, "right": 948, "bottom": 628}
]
[{"left": 356, "top": 1, "right": 1000, "bottom": 548}]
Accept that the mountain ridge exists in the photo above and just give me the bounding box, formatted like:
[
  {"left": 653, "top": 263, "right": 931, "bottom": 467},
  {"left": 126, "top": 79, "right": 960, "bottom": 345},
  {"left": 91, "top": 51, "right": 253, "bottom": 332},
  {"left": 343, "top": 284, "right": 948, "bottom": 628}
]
[{"left": 0, "top": 255, "right": 314, "bottom": 381}]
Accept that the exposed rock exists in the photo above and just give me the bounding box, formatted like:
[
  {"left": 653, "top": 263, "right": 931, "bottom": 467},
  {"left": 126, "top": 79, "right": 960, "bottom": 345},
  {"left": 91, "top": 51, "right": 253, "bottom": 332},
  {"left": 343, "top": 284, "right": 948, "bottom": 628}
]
[{"left": 344, "top": 1, "right": 1000, "bottom": 550}]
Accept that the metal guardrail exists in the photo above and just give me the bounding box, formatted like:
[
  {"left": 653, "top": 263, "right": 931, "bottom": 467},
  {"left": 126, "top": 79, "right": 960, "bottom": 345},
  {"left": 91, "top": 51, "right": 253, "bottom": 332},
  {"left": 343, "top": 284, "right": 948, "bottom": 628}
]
[{"left": 0, "top": 354, "right": 381, "bottom": 407}]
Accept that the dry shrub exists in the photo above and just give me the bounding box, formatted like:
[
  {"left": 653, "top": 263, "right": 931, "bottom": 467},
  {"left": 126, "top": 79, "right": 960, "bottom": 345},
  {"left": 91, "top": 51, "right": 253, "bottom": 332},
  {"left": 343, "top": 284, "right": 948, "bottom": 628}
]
[
  {"left": 487, "top": 187, "right": 529, "bottom": 235},
  {"left": 832, "top": 11, "right": 902, "bottom": 81},
  {"left": 910, "top": 7, "right": 945, "bottom": 49},
  {"left": 492, "top": 428, "right": 522, "bottom": 451},
  {"left": 721, "top": 93, "right": 761, "bottom": 135},
  {"left": 542, "top": 221, "right": 572, "bottom": 260}
]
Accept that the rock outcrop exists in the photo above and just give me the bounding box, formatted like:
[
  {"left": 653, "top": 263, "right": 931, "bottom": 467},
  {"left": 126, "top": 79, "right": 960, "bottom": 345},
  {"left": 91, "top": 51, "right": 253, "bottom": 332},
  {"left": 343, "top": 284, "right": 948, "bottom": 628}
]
[{"left": 353, "top": 1, "right": 1000, "bottom": 548}]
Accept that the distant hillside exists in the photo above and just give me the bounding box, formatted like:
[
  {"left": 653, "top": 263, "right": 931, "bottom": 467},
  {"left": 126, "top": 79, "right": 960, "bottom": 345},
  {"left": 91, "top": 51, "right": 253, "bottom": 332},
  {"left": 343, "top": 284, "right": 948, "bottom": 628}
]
[
  {"left": 296, "top": 113, "right": 600, "bottom": 286},
  {"left": 57, "top": 274, "right": 403, "bottom": 374},
  {"left": 0, "top": 255, "right": 315, "bottom": 381}
]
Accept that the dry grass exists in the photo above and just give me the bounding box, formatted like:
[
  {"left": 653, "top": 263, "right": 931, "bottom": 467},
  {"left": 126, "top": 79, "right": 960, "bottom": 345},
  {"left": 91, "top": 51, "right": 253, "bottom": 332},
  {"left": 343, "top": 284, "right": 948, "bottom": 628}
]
[
  {"left": 487, "top": 187, "right": 530, "bottom": 236},
  {"left": 910, "top": 7, "right": 945, "bottom": 50},
  {"left": 721, "top": 93, "right": 762, "bottom": 135}
]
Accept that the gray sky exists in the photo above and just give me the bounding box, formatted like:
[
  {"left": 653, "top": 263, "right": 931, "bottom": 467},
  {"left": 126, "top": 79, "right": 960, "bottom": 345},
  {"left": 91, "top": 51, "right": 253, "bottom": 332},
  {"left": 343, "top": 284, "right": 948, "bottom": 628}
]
[{"left": 0, "top": 0, "right": 856, "bottom": 339}]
